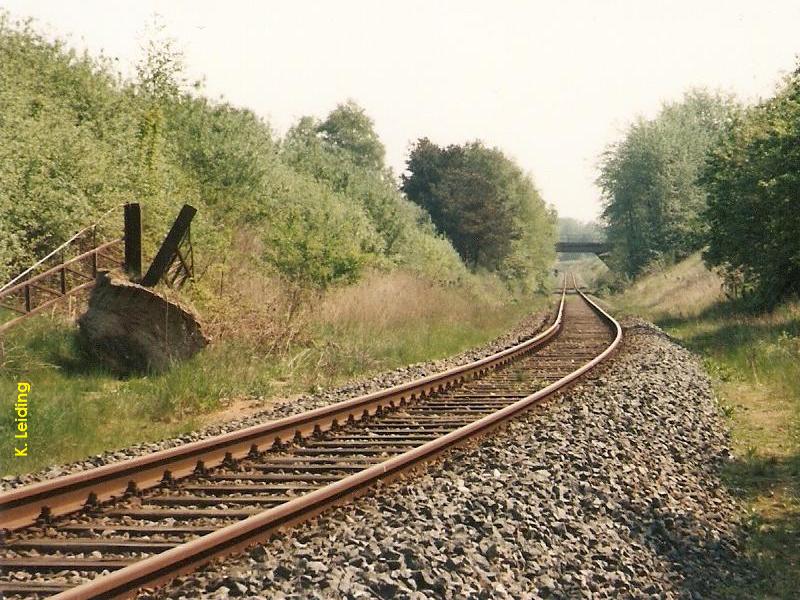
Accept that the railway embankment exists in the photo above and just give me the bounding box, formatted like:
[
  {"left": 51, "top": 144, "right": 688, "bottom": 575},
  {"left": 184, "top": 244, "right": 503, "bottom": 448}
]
[
  {"left": 609, "top": 253, "right": 800, "bottom": 598},
  {"left": 148, "top": 317, "right": 749, "bottom": 599}
]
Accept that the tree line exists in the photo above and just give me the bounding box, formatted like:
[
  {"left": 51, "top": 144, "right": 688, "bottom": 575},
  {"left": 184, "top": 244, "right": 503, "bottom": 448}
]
[
  {"left": 597, "top": 69, "right": 800, "bottom": 308},
  {"left": 0, "top": 13, "right": 555, "bottom": 298}
]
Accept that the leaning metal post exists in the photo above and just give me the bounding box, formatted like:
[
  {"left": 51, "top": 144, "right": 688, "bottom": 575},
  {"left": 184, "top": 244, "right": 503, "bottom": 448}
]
[{"left": 140, "top": 204, "right": 197, "bottom": 288}]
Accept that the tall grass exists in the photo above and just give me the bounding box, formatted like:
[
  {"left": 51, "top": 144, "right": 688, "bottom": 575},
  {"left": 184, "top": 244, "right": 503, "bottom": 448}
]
[
  {"left": 313, "top": 271, "right": 535, "bottom": 378},
  {"left": 0, "top": 272, "right": 544, "bottom": 475},
  {"left": 612, "top": 252, "right": 724, "bottom": 320}
]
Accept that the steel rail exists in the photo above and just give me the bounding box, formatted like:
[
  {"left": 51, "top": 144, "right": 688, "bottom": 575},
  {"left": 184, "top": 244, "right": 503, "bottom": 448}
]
[
  {"left": 0, "top": 284, "right": 567, "bottom": 532},
  {"left": 46, "top": 281, "right": 621, "bottom": 599}
]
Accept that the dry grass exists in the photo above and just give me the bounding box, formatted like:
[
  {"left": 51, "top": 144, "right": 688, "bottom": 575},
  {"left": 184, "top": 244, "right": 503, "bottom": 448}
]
[
  {"left": 310, "top": 270, "right": 534, "bottom": 380},
  {"left": 318, "top": 271, "right": 503, "bottom": 332},
  {"left": 191, "top": 230, "right": 312, "bottom": 355},
  {"left": 0, "top": 267, "right": 545, "bottom": 475},
  {"left": 614, "top": 252, "right": 724, "bottom": 320}
]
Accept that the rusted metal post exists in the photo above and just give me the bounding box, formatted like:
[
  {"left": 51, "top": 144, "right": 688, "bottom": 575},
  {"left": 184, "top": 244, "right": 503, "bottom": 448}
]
[
  {"left": 123, "top": 203, "right": 142, "bottom": 280},
  {"left": 23, "top": 282, "right": 31, "bottom": 313},
  {"left": 90, "top": 227, "right": 98, "bottom": 277},
  {"left": 59, "top": 250, "right": 67, "bottom": 294},
  {"left": 141, "top": 204, "right": 197, "bottom": 287}
]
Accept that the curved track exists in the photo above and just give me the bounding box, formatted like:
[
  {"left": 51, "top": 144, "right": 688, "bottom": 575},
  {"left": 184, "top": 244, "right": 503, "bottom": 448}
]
[{"left": 0, "top": 280, "right": 620, "bottom": 599}]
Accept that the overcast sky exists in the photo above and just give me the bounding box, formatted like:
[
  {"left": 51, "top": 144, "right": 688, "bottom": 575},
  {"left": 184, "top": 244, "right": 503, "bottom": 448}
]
[{"left": 3, "top": 1, "right": 799, "bottom": 220}]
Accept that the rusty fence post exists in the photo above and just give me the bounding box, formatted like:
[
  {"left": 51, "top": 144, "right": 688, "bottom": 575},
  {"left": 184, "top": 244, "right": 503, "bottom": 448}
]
[
  {"left": 90, "top": 226, "right": 98, "bottom": 277},
  {"left": 124, "top": 203, "right": 142, "bottom": 280},
  {"left": 59, "top": 249, "right": 67, "bottom": 294},
  {"left": 23, "top": 279, "right": 31, "bottom": 313}
]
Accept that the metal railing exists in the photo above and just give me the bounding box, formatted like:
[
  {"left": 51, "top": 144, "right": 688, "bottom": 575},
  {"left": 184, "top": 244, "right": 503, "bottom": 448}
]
[
  {"left": 0, "top": 220, "right": 125, "bottom": 333},
  {"left": 0, "top": 202, "right": 196, "bottom": 334}
]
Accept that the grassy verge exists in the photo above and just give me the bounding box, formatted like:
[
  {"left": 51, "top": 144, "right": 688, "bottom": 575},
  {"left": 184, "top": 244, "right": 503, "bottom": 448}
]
[
  {"left": 610, "top": 254, "right": 799, "bottom": 599},
  {"left": 0, "top": 272, "right": 543, "bottom": 475}
]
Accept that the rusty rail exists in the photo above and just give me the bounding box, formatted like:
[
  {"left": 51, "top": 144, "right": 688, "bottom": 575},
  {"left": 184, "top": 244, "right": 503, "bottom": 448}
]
[
  {"left": 57, "top": 281, "right": 621, "bottom": 600},
  {"left": 0, "top": 284, "right": 568, "bottom": 531}
]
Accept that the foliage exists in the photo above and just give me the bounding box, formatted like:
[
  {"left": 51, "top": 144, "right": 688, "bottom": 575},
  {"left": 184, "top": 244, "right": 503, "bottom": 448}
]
[
  {"left": 280, "top": 114, "right": 467, "bottom": 285},
  {"left": 557, "top": 217, "right": 604, "bottom": 242},
  {"left": 316, "top": 99, "right": 386, "bottom": 172},
  {"left": 0, "top": 12, "right": 557, "bottom": 476},
  {"left": 0, "top": 15, "right": 134, "bottom": 279},
  {"left": 0, "top": 13, "right": 469, "bottom": 291},
  {"left": 701, "top": 68, "right": 800, "bottom": 307},
  {"left": 597, "top": 90, "right": 736, "bottom": 277},
  {"left": 402, "top": 138, "right": 556, "bottom": 289}
]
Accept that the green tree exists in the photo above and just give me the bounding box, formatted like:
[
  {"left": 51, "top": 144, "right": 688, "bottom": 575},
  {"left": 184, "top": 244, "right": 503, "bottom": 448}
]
[
  {"left": 557, "top": 218, "right": 604, "bottom": 242},
  {"left": 701, "top": 67, "right": 800, "bottom": 306},
  {"left": 597, "top": 90, "right": 736, "bottom": 276},
  {"left": 316, "top": 99, "right": 386, "bottom": 172},
  {"left": 0, "top": 13, "right": 469, "bottom": 292},
  {"left": 281, "top": 114, "right": 467, "bottom": 284},
  {"left": 133, "top": 22, "right": 187, "bottom": 203},
  {"left": 402, "top": 139, "right": 555, "bottom": 288}
]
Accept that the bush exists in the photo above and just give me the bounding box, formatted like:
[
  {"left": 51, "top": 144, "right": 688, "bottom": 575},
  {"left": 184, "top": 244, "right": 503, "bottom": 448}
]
[
  {"left": 0, "top": 13, "right": 469, "bottom": 295},
  {"left": 701, "top": 68, "right": 800, "bottom": 307},
  {"left": 597, "top": 90, "right": 737, "bottom": 277},
  {"left": 402, "top": 138, "right": 556, "bottom": 290}
]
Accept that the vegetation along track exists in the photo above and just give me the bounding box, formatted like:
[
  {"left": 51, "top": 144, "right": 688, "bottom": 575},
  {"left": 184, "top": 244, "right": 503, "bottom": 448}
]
[{"left": 0, "top": 278, "right": 621, "bottom": 599}]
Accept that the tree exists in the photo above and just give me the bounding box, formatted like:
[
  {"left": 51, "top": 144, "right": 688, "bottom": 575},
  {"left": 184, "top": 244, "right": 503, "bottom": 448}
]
[
  {"left": 402, "top": 139, "right": 555, "bottom": 288},
  {"left": 0, "top": 14, "right": 471, "bottom": 293},
  {"left": 597, "top": 90, "right": 736, "bottom": 276},
  {"left": 133, "top": 20, "right": 188, "bottom": 204},
  {"left": 316, "top": 99, "right": 386, "bottom": 172},
  {"left": 557, "top": 218, "right": 604, "bottom": 242},
  {"left": 701, "top": 68, "right": 800, "bottom": 306}
]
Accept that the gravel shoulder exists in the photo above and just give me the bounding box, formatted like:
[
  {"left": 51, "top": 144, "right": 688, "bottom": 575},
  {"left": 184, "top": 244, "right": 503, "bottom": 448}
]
[
  {"left": 1, "top": 311, "right": 551, "bottom": 491},
  {"left": 149, "top": 318, "right": 752, "bottom": 600}
]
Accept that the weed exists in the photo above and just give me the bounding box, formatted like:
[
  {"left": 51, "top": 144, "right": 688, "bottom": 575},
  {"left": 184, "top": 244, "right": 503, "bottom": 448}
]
[{"left": 0, "top": 271, "right": 545, "bottom": 475}]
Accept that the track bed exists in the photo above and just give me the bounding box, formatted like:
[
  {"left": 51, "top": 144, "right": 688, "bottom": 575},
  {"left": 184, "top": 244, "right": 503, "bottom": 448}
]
[{"left": 0, "top": 285, "right": 620, "bottom": 599}]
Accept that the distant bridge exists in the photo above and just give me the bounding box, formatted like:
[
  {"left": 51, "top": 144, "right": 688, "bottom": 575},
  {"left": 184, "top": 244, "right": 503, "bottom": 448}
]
[{"left": 555, "top": 239, "right": 610, "bottom": 256}]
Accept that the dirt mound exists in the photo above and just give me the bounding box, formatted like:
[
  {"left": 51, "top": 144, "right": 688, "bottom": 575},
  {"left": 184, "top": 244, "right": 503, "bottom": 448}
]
[{"left": 78, "top": 271, "right": 209, "bottom": 374}]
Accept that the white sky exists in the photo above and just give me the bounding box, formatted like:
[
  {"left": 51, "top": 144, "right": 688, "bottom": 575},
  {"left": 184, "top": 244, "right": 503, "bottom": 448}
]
[{"left": 3, "top": 1, "right": 799, "bottom": 220}]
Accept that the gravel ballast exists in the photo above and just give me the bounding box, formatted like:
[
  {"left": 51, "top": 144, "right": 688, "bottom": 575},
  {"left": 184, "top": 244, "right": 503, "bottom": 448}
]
[
  {"left": 148, "top": 318, "right": 751, "bottom": 599},
  {"left": 1, "top": 311, "right": 550, "bottom": 491}
]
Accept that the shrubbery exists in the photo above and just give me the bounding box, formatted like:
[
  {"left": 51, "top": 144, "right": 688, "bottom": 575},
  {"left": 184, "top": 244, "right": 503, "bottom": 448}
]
[
  {"left": 596, "top": 90, "right": 736, "bottom": 277},
  {"left": 598, "top": 69, "right": 800, "bottom": 309},
  {"left": 702, "top": 68, "right": 800, "bottom": 307},
  {"left": 0, "top": 14, "right": 474, "bottom": 293},
  {"left": 402, "top": 139, "right": 556, "bottom": 291}
]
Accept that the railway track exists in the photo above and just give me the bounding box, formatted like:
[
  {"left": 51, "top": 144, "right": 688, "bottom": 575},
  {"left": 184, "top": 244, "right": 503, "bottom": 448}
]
[{"left": 0, "top": 279, "right": 621, "bottom": 599}]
